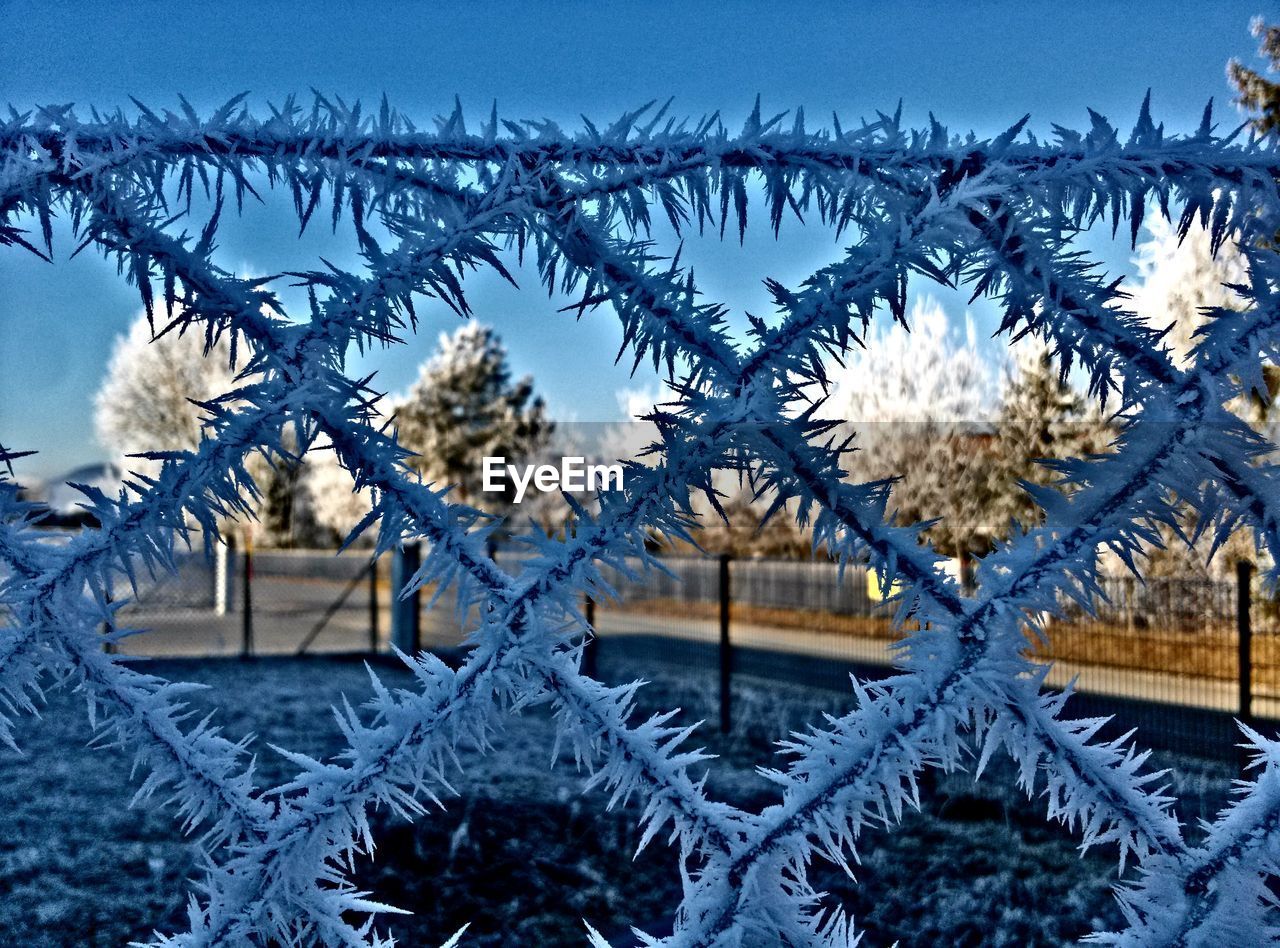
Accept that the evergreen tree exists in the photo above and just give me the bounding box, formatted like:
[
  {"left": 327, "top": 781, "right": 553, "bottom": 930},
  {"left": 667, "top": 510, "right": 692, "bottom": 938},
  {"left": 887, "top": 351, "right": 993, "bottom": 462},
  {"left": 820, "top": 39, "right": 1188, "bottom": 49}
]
[
  {"left": 991, "top": 341, "right": 1110, "bottom": 534},
  {"left": 1225, "top": 17, "right": 1280, "bottom": 420},
  {"left": 260, "top": 445, "right": 322, "bottom": 548},
  {"left": 1229, "top": 18, "right": 1280, "bottom": 134},
  {"left": 394, "top": 321, "right": 553, "bottom": 512}
]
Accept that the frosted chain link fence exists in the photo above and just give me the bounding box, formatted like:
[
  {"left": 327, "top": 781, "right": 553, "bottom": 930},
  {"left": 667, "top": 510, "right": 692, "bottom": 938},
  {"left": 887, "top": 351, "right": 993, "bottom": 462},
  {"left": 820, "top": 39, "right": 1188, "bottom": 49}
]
[{"left": 2, "top": 95, "right": 1280, "bottom": 945}]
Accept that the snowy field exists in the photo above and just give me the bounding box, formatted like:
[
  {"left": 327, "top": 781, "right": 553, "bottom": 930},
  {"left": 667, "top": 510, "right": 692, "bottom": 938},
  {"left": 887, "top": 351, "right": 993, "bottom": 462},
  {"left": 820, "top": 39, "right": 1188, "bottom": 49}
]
[{"left": 0, "top": 652, "right": 1238, "bottom": 946}]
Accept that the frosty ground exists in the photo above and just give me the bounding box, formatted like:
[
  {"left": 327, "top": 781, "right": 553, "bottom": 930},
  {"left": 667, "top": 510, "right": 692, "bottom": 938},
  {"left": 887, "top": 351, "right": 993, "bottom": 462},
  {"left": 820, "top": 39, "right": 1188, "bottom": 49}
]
[{"left": 0, "top": 651, "right": 1237, "bottom": 947}]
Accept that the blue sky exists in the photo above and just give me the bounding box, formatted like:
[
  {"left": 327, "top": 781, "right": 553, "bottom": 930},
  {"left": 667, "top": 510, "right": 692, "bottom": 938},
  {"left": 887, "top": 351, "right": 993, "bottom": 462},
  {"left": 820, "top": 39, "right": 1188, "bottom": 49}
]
[{"left": 0, "top": 0, "right": 1269, "bottom": 480}]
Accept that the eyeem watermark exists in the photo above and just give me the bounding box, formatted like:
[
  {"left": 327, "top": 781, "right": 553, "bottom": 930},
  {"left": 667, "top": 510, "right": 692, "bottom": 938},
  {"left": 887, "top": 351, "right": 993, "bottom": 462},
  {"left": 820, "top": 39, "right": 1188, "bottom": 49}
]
[{"left": 483, "top": 456, "right": 624, "bottom": 503}]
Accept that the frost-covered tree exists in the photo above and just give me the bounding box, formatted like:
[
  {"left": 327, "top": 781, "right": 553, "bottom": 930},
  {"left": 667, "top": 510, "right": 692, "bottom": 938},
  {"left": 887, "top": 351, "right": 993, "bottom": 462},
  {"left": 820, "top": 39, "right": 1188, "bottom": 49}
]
[
  {"left": 302, "top": 443, "right": 376, "bottom": 546},
  {"left": 1130, "top": 214, "right": 1252, "bottom": 367},
  {"left": 1128, "top": 216, "right": 1271, "bottom": 576},
  {"left": 95, "top": 310, "right": 320, "bottom": 547},
  {"left": 393, "top": 321, "right": 552, "bottom": 512},
  {"left": 94, "top": 310, "right": 241, "bottom": 462},
  {"left": 607, "top": 388, "right": 810, "bottom": 556},
  {"left": 825, "top": 296, "right": 1001, "bottom": 559}
]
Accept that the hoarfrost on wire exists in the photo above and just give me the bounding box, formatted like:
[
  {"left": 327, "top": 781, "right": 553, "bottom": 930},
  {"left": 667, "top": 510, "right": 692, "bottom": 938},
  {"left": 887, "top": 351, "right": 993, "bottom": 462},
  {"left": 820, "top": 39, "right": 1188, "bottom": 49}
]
[{"left": 1, "top": 93, "right": 1280, "bottom": 945}]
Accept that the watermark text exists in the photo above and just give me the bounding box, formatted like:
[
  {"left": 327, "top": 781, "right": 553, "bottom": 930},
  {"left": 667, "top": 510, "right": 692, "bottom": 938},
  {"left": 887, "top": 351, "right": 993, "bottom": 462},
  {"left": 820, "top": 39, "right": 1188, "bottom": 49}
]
[{"left": 483, "top": 456, "right": 624, "bottom": 503}]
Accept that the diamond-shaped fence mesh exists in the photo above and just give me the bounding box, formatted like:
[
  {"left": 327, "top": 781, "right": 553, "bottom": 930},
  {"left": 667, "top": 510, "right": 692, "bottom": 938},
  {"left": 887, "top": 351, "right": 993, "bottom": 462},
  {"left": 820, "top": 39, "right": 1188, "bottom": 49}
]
[{"left": 3, "top": 96, "right": 1280, "bottom": 945}]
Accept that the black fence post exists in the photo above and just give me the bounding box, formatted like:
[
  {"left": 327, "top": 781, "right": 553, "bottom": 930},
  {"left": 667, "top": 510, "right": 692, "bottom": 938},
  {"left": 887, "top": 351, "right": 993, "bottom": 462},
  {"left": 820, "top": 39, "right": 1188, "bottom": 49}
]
[
  {"left": 959, "top": 551, "right": 976, "bottom": 596},
  {"left": 102, "top": 591, "right": 115, "bottom": 654},
  {"left": 391, "top": 542, "right": 422, "bottom": 655},
  {"left": 369, "top": 558, "right": 380, "bottom": 654},
  {"left": 241, "top": 545, "right": 254, "bottom": 659},
  {"left": 223, "top": 534, "right": 237, "bottom": 614},
  {"left": 582, "top": 595, "right": 598, "bottom": 678},
  {"left": 719, "top": 553, "right": 732, "bottom": 735},
  {"left": 1239, "top": 559, "right": 1254, "bottom": 727}
]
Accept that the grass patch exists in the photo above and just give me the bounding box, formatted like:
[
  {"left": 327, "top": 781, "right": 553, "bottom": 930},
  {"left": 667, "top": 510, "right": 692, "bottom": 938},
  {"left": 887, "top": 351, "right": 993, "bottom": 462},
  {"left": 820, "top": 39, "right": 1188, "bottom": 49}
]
[{"left": 0, "top": 654, "right": 1233, "bottom": 946}]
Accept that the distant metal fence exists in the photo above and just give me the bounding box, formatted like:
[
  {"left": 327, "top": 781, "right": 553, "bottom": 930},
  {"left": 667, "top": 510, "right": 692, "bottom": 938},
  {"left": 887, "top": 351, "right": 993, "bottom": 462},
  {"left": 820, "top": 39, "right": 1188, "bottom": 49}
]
[
  {"left": 115, "top": 547, "right": 228, "bottom": 615},
  {"left": 566, "top": 553, "right": 1276, "bottom": 762},
  {"left": 103, "top": 542, "right": 1277, "bottom": 759},
  {"left": 103, "top": 542, "right": 384, "bottom": 658},
  {"left": 595, "top": 555, "right": 877, "bottom": 614}
]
